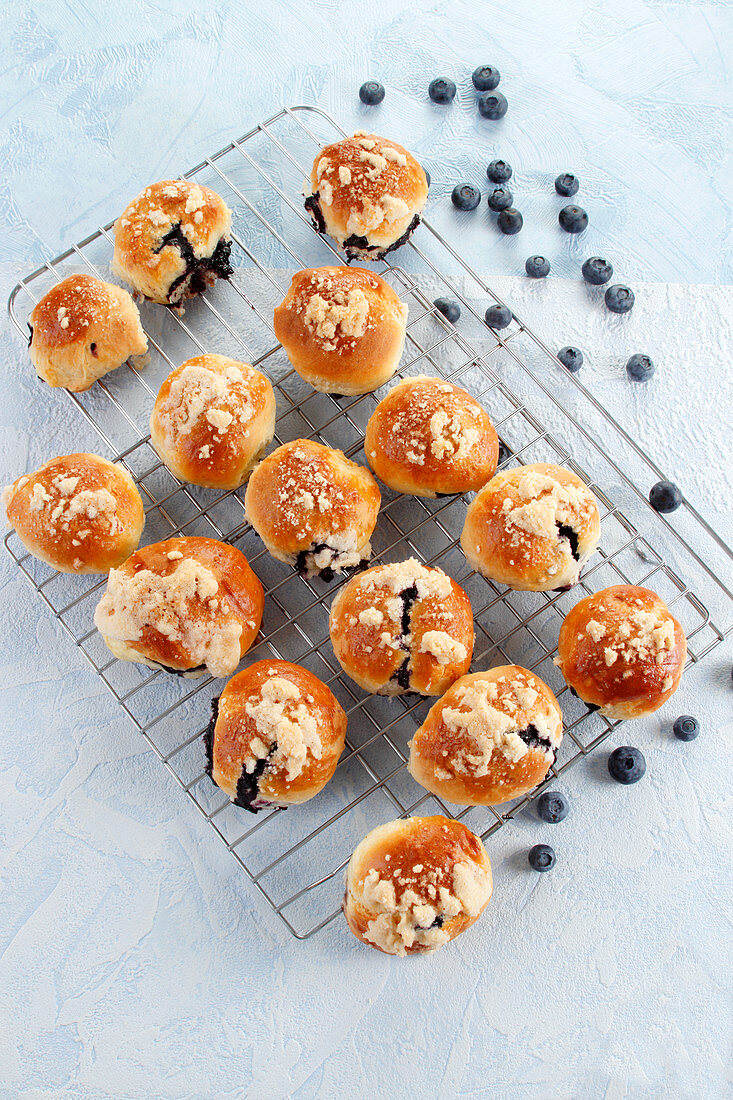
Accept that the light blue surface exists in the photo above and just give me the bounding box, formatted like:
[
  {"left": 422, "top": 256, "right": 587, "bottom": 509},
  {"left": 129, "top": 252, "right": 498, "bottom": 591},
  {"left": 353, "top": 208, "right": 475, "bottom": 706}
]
[{"left": 1, "top": 3, "right": 732, "bottom": 1098}]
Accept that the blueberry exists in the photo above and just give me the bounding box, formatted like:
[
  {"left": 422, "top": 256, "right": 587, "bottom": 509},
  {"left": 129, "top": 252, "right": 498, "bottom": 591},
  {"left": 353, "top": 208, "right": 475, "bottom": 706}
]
[
  {"left": 497, "top": 207, "right": 523, "bottom": 234},
  {"left": 525, "top": 255, "right": 550, "bottom": 278},
  {"left": 485, "top": 304, "right": 512, "bottom": 330},
  {"left": 487, "top": 186, "right": 513, "bottom": 212},
  {"left": 434, "top": 297, "right": 461, "bottom": 324},
  {"left": 536, "top": 791, "right": 569, "bottom": 823},
  {"left": 555, "top": 173, "right": 579, "bottom": 197},
  {"left": 429, "top": 77, "right": 457, "bottom": 104},
  {"left": 673, "top": 715, "right": 699, "bottom": 741},
  {"left": 487, "top": 158, "right": 512, "bottom": 183},
  {"left": 472, "top": 65, "right": 501, "bottom": 91},
  {"left": 451, "top": 184, "right": 481, "bottom": 211},
  {"left": 478, "top": 92, "right": 508, "bottom": 120},
  {"left": 528, "top": 844, "right": 556, "bottom": 872},
  {"left": 559, "top": 205, "right": 588, "bottom": 233},
  {"left": 649, "top": 480, "right": 682, "bottom": 513},
  {"left": 608, "top": 746, "right": 646, "bottom": 784},
  {"left": 605, "top": 284, "right": 635, "bottom": 313},
  {"left": 626, "top": 354, "right": 655, "bottom": 382},
  {"left": 359, "top": 81, "right": 385, "bottom": 106},
  {"left": 558, "top": 346, "right": 583, "bottom": 372},
  {"left": 582, "top": 256, "right": 613, "bottom": 285},
  {"left": 497, "top": 438, "right": 512, "bottom": 465}
]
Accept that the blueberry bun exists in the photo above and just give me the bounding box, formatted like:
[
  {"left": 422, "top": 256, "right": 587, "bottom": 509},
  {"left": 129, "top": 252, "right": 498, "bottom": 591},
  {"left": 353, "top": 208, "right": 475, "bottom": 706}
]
[
  {"left": 205, "top": 659, "right": 347, "bottom": 813},
  {"left": 343, "top": 816, "right": 493, "bottom": 956},
  {"left": 328, "top": 558, "right": 473, "bottom": 696},
  {"left": 112, "top": 180, "right": 233, "bottom": 305},
  {"left": 304, "top": 132, "right": 428, "bottom": 261}
]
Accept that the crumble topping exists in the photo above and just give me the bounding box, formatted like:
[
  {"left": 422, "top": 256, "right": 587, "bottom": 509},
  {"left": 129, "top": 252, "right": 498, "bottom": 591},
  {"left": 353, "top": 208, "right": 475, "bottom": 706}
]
[
  {"left": 301, "top": 286, "right": 370, "bottom": 350},
  {"left": 419, "top": 630, "right": 468, "bottom": 667},
  {"left": 242, "top": 675, "right": 322, "bottom": 782},
  {"left": 160, "top": 361, "right": 253, "bottom": 440},
  {"left": 502, "top": 470, "right": 595, "bottom": 541},
  {"left": 23, "top": 474, "right": 122, "bottom": 536}
]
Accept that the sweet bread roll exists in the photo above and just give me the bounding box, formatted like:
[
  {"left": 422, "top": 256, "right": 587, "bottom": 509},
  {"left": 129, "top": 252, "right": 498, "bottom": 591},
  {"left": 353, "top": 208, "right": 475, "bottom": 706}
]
[
  {"left": 556, "top": 584, "right": 687, "bottom": 719},
  {"left": 205, "top": 659, "right": 347, "bottom": 812},
  {"left": 343, "top": 816, "right": 492, "bottom": 956},
  {"left": 112, "top": 180, "right": 233, "bottom": 305},
  {"left": 329, "top": 558, "right": 473, "bottom": 695},
  {"left": 28, "top": 274, "right": 147, "bottom": 391},
  {"left": 461, "top": 463, "right": 601, "bottom": 591},
  {"left": 93, "top": 536, "right": 263, "bottom": 678},
  {"left": 2, "top": 453, "right": 144, "bottom": 574},
  {"left": 149, "top": 354, "right": 275, "bottom": 489},
  {"left": 408, "top": 666, "right": 564, "bottom": 806},
  {"left": 365, "top": 376, "right": 499, "bottom": 497},
  {"left": 273, "top": 266, "right": 408, "bottom": 395},
  {"left": 244, "top": 439, "right": 380, "bottom": 580},
  {"left": 304, "top": 132, "right": 428, "bottom": 261}
]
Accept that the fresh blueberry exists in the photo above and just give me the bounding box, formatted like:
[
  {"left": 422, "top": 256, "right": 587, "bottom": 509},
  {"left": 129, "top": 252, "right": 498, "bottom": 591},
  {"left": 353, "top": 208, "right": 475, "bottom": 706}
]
[
  {"left": 608, "top": 746, "right": 646, "bottom": 784},
  {"left": 497, "top": 207, "right": 523, "bottom": 234},
  {"left": 582, "top": 256, "right": 613, "bottom": 285},
  {"left": 359, "top": 81, "right": 385, "bottom": 106},
  {"left": 558, "top": 346, "right": 583, "bottom": 372},
  {"left": 497, "top": 439, "right": 512, "bottom": 465},
  {"left": 472, "top": 65, "right": 501, "bottom": 91},
  {"left": 605, "top": 284, "right": 635, "bottom": 313},
  {"left": 649, "top": 480, "right": 682, "bottom": 513},
  {"left": 487, "top": 186, "right": 513, "bottom": 211},
  {"left": 626, "top": 354, "right": 655, "bottom": 382},
  {"left": 429, "top": 77, "right": 457, "bottom": 104},
  {"left": 559, "top": 205, "right": 588, "bottom": 233},
  {"left": 555, "top": 173, "right": 579, "bottom": 197},
  {"left": 673, "top": 715, "right": 700, "bottom": 742},
  {"left": 528, "top": 844, "right": 556, "bottom": 872},
  {"left": 525, "top": 255, "right": 550, "bottom": 278},
  {"left": 451, "top": 184, "right": 481, "bottom": 211},
  {"left": 478, "top": 92, "right": 508, "bottom": 120},
  {"left": 487, "top": 158, "right": 512, "bottom": 183},
  {"left": 485, "top": 303, "right": 512, "bottom": 330},
  {"left": 434, "top": 297, "right": 461, "bottom": 324},
  {"left": 536, "top": 791, "right": 570, "bottom": 823}
]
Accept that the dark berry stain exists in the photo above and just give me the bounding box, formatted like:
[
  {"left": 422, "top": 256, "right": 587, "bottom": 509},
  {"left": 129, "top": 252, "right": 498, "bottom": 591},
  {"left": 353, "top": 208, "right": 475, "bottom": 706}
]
[
  {"left": 203, "top": 695, "right": 219, "bottom": 779},
  {"left": 304, "top": 193, "right": 326, "bottom": 233},
  {"left": 27, "top": 323, "right": 34, "bottom": 348},
  {"left": 305, "top": 192, "right": 420, "bottom": 261},
  {"left": 89, "top": 342, "right": 98, "bottom": 357},
  {"left": 154, "top": 221, "right": 233, "bottom": 303},
  {"left": 235, "top": 742, "right": 278, "bottom": 813},
  {"left": 389, "top": 584, "right": 419, "bottom": 691},
  {"left": 556, "top": 522, "right": 580, "bottom": 561},
  {"left": 295, "top": 541, "right": 368, "bottom": 581},
  {"left": 518, "top": 723, "right": 554, "bottom": 755}
]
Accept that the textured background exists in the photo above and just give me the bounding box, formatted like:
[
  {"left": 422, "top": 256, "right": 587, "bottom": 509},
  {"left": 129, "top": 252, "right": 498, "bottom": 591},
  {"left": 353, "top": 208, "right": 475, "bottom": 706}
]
[{"left": 1, "top": 1, "right": 732, "bottom": 1098}]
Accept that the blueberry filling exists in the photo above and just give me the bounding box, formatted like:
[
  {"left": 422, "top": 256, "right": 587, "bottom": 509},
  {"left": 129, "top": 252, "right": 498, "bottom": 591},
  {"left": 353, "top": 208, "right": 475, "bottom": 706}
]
[
  {"left": 305, "top": 193, "right": 421, "bottom": 260},
  {"left": 153, "top": 221, "right": 233, "bottom": 303},
  {"left": 304, "top": 192, "right": 326, "bottom": 233},
  {"left": 428, "top": 913, "right": 445, "bottom": 929},
  {"left": 235, "top": 742, "right": 278, "bottom": 813},
  {"left": 518, "top": 723, "right": 554, "bottom": 755},
  {"left": 295, "top": 541, "right": 369, "bottom": 582},
  {"left": 556, "top": 521, "right": 580, "bottom": 561},
  {"left": 389, "top": 583, "right": 419, "bottom": 690},
  {"left": 164, "top": 661, "right": 206, "bottom": 678},
  {"left": 90, "top": 342, "right": 97, "bottom": 357},
  {"left": 203, "top": 695, "right": 219, "bottom": 778},
  {"left": 568, "top": 685, "right": 599, "bottom": 713},
  {"left": 27, "top": 323, "right": 33, "bottom": 348}
]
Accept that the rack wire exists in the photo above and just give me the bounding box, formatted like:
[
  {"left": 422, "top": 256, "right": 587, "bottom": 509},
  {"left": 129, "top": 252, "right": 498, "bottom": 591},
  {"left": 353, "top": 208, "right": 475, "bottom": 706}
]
[{"left": 6, "top": 105, "right": 732, "bottom": 940}]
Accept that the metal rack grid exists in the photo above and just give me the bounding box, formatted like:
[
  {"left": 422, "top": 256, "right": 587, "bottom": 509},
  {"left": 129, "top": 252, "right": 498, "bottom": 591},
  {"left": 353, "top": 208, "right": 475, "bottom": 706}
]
[{"left": 6, "top": 105, "right": 732, "bottom": 940}]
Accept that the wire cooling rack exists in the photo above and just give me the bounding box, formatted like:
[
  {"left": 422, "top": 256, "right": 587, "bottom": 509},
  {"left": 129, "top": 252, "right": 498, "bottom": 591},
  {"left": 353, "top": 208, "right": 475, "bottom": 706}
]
[{"left": 6, "top": 105, "right": 733, "bottom": 940}]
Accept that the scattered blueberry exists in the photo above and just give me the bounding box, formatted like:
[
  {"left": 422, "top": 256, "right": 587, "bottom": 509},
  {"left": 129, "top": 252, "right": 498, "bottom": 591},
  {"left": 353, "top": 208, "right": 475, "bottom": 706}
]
[
  {"left": 525, "top": 255, "right": 550, "bottom": 278},
  {"left": 472, "top": 65, "right": 501, "bottom": 91},
  {"left": 359, "top": 81, "right": 385, "bottom": 106},
  {"left": 487, "top": 158, "right": 512, "bottom": 183},
  {"left": 451, "top": 184, "right": 481, "bottom": 211},
  {"left": 582, "top": 256, "right": 614, "bottom": 285},
  {"left": 485, "top": 303, "right": 512, "bottom": 330},
  {"left": 649, "top": 480, "right": 682, "bottom": 513},
  {"left": 528, "top": 844, "right": 556, "bottom": 872},
  {"left": 497, "top": 438, "right": 512, "bottom": 465},
  {"left": 558, "top": 346, "right": 583, "bottom": 372},
  {"left": 626, "top": 354, "right": 655, "bottom": 382},
  {"left": 536, "top": 791, "right": 570, "bottom": 823},
  {"left": 434, "top": 297, "right": 461, "bottom": 324},
  {"left": 429, "top": 77, "right": 457, "bottom": 104},
  {"left": 478, "top": 92, "right": 508, "bottom": 120},
  {"left": 605, "top": 284, "right": 635, "bottom": 313},
  {"left": 497, "top": 207, "right": 523, "bottom": 234},
  {"left": 608, "top": 746, "right": 646, "bottom": 784},
  {"left": 673, "top": 716, "right": 699, "bottom": 742},
  {"left": 559, "top": 205, "right": 588, "bottom": 233},
  {"left": 487, "top": 186, "right": 513, "bottom": 211},
  {"left": 555, "top": 173, "right": 579, "bottom": 197}
]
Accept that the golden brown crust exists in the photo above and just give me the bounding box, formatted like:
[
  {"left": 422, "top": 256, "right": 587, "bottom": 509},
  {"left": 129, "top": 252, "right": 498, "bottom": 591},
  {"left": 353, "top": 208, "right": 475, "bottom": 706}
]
[
  {"left": 408, "top": 666, "right": 564, "bottom": 806},
  {"left": 244, "top": 439, "right": 380, "bottom": 578},
  {"left": 343, "top": 816, "right": 493, "bottom": 956},
  {"left": 461, "top": 462, "right": 601, "bottom": 591},
  {"left": 3, "top": 453, "right": 144, "bottom": 574},
  {"left": 365, "top": 376, "right": 499, "bottom": 497},
  {"left": 149, "top": 354, "right": 276, "bottom": 489},
  {"left": 28, "top": 275, "right": 147, "bottom": 391},
  {"left": 329, "top": 558, "right": 474, "bottom": 695},
  {"left": 209, "top": 659, "right": 347, "bottom": 809},
  {"left": 556, "top": 584, "right": 687, "bottom": 719},
  {"left": 273, "top": 266, "right": 408, "bottom": 395}
]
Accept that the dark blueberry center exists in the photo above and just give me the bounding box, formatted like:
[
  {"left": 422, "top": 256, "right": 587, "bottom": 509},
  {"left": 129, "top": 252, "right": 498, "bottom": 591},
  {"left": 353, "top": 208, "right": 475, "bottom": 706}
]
[
  {"left": 154, "top": 220, "right": 233, "bottom": 302},
  {"left": 518, "top": 723, "right": 554, "bottom": 755},
  {"left": 390, "top": 584, "right": 419, "bottom": 690},
  {"left": 304, "top": 193, "right": 327, "bottom": 233},
  {"left": 341, "top": 215, "right": 420, "bottom": 261},
  {"left": 235, "top": 742, "right": 278, "bottom": 813},
  {"left": 27, "top": 323, "right": 34, "bottom": 348},
  {"left": 556, "top": 522, "right": 580, "bottom": 561},
  {"left": 203, "top": 694, "right": 220, "bottom": 778},
  {"left": 90, "top": 342, "right": 98, "bottom": 357}
]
